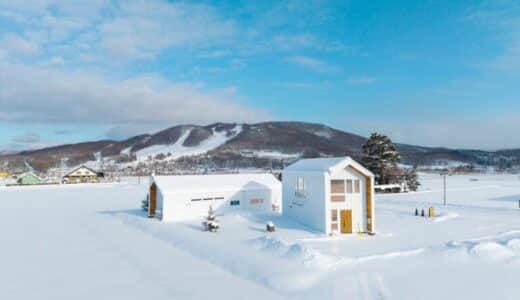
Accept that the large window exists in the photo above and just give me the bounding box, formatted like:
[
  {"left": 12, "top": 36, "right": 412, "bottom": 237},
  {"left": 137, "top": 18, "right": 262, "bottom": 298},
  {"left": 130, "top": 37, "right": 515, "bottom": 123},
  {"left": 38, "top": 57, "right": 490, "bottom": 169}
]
[
  {"left": 331, "top": 180, "right": 345, "bottom": 194},
  {"left": 354, "top": 180, "right": 361, "bottom": 193},
  {"left": 346, "top": 180, "right": 353, "bottom": 194},
  {"left": 295, "top": 176, "right": 306, "bottom": 197},
  {"left": 330, "top": 180, "right": 345, "bottom": 203}
]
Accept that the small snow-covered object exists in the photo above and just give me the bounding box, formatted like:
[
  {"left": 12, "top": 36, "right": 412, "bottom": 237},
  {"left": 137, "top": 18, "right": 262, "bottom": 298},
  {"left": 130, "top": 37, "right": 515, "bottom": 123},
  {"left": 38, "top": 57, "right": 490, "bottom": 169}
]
[
  {"left": 207, "top": 221, "right": 220, "bottom": 232},
  {"left": 202, "top": 221, "right": 220, "bottom": 232},
  {"left": 141, "top": 198, "right": 149, "bottom": 211},
  {"left": 266, "top": 221, "right": 275, "bottom": 232}
]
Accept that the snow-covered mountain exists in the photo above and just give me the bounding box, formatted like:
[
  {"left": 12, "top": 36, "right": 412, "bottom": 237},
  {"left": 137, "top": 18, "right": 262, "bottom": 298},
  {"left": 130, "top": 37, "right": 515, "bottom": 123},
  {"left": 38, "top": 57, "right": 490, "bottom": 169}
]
[{"left": 2, "top": 121, "right": 519, "bottom": 172}]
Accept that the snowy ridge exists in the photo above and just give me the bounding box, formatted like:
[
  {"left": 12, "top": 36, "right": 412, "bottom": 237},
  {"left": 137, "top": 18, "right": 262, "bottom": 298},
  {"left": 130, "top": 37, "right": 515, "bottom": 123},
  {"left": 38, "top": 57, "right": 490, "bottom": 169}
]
[{"left": 135, "top": 125, "right": 242, "bottom": 160}]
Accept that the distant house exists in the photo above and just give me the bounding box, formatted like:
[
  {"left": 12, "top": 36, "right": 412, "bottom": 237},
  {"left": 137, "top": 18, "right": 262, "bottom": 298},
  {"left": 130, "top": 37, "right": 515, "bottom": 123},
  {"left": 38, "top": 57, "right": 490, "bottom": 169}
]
[
  {"left": 148, "top": 173, "right": 282, "bottom": 221},
  {"left": 63, "top": 166, "right": 103, "bottom": 184},
  {"left": 17, "top": 172, "right": 43, "bottom": 185},
  {"left": 0, "top": 171, "right": 9, "bottom": 179},
  {"left": 375, "top": 183, "right": 407, "bottom": 194},
  {"left": 282, "top": 157, "right": 375, "bottom": 235}
]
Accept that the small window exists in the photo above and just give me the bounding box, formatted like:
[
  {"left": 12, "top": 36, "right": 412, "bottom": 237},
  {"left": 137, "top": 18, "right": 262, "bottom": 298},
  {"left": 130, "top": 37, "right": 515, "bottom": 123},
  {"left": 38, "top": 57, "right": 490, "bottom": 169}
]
[
  {"left": 230, "top": 200, "right": 240, "bottom": 206},
  {"left": 250, "top": 198, "right": 263, "bottom": 205},
  {"left": 354, "top": 180, "right": 361, "bottom": 193},
  {"left": 215, "top": 197, "right": 225, "bottom": 200},
  {"left": 191, "top": 198, "right": 201, "bottom": 202},
  {"left": 331, "top": 209, "right": 338, "bottom": 222},
  {"left": 346, "top": 180, "right": 353, "bottom": 194},
  {"left": 203, "top": 198, "right": 213, "bottom": 201},
  {"left": 295, "top": 176, "right": 306, "bottom": 197}
]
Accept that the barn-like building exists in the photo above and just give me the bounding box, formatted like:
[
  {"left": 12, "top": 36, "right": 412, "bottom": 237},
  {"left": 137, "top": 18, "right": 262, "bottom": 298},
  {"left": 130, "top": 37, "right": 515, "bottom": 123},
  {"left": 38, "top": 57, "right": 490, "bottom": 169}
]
[{"left": 148, "top": 173, "right": 282, "bottom": 221}]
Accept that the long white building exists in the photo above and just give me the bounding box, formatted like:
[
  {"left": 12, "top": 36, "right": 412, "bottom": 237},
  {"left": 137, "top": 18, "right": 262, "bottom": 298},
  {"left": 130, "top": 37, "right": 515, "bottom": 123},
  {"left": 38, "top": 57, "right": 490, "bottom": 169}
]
[{"left": 148, "top": 173, "right": 282, "bottom": 221}]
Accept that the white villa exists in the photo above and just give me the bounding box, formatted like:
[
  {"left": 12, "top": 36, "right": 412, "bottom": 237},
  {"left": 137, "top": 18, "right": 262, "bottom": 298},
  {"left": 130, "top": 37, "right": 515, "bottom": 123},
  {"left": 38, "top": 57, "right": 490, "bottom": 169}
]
[
  {"left": 148, "top": 173, "right": 282, "bottom": 221},
  {"left": 63, "top": 165, "right": 104, "bottom": 184},
  {"left": 282, "top": 157, "right": 375, "bottom": 235}
]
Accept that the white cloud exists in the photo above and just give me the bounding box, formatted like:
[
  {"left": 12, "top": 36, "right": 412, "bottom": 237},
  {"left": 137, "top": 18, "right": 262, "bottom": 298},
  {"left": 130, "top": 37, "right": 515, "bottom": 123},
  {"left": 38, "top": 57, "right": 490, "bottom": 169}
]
[
  {"left": 11, "top": 133, "right": 41, "bottom": 144},
  {"left": 286, "top": 55, "right": 339, "bottom": 73},
  {"left": 98, "top": 1, "right": 235, "bottom": 59},
  {"left": 0, "top": 62, "right": 270, "bottom": 135},
  {"left": 0, "top": 33, "right": 39, "bottom": 56},
  {"left": 0, "top": 0, "right": 236, "bottom": 62},
  {"left": 347, "top": 114, "right": 520, "bottom": 150}
]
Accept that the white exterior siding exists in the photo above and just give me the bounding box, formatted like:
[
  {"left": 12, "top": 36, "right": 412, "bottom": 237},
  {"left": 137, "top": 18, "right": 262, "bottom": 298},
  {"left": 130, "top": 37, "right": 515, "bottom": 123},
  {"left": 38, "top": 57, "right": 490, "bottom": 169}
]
[
  {"left": 152, "top": 174, "right": 281, "bottom": 222},
  {"left": 328, "top": 167, "right": 367, "bottom": 233},
  {"left": 160, "top": 188, "right": 278, "bottom": 222},
  {"left": 283, "top": 171, "right": 328, "bottom": 233},
  {"left": 282, "top": 156, "right": 375, "bottom": 235}
]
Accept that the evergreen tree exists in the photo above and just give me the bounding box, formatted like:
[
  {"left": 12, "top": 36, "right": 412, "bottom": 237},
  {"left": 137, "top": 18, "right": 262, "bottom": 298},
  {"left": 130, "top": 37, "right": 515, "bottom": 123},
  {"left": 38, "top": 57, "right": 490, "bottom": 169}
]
[
  {"left": 404, "top": 167, "right": 420, "bottom": 191},
  {"left": 362, "top": 133, "right": 401, "bottom": 184}
]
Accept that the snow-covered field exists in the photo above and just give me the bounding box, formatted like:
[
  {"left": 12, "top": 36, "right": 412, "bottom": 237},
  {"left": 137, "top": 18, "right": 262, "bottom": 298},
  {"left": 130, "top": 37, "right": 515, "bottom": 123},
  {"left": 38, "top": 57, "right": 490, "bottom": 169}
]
[{"left": 1, "top": 174, "right": 520, "bottom": 299}]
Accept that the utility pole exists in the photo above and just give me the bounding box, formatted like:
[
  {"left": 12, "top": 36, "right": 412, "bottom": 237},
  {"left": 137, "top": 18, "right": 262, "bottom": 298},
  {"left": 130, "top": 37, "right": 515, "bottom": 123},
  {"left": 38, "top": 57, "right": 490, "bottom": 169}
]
[{"left": 441, "top": 170, "right": 449, "bottom": 206}]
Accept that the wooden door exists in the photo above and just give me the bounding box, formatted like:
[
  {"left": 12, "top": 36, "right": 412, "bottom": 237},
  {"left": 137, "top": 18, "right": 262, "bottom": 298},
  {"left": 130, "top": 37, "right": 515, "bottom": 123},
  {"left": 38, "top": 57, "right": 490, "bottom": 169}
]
[
  {"left": 340, "top": 210, "right": 352, "bottom": 234},
  {"left": 149, "top": 183, "right": 157, "bottom": 217}
]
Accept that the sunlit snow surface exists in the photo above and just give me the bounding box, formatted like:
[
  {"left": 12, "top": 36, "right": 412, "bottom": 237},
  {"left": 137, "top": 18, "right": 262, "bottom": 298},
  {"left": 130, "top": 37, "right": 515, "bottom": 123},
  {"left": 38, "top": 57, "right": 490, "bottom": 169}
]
[
  {"left": 135, "top": 125, "right": 242, "bottom": 161},
  {"left": 1, "top": 173, "right": 520, "bottom": 299}
]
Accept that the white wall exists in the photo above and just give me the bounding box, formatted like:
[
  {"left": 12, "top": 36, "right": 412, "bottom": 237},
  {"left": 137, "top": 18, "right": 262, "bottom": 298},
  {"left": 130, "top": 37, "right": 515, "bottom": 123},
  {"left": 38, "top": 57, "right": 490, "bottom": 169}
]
[
  {"left": 160, "top": 187, "right": 280, "bottom": 222},
  {"left": 328, "top": 167, "right": 367, "bottom": 233},
  {"left": 282, "top": 171, "right": 327, "bottom": 233}
]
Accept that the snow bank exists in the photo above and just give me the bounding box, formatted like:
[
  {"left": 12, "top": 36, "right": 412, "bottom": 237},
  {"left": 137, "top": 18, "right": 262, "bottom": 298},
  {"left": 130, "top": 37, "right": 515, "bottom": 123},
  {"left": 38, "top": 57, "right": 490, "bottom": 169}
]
[
  {"left": 250, "top": 236, "right": 335, "bottom": 269},
  {"left": 469, "top": 242, "right": 515, "bottom": 261},
  {"left": 442, "top": 232, "right": 520, "bottom": 263},
  {"left": 433, "top": 212, "right": 459, "bottom": 222}
]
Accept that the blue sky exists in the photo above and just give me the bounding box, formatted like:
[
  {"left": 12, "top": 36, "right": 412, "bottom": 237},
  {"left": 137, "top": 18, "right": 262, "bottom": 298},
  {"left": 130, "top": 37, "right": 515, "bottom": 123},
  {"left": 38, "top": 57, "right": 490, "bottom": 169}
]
[{"left": 0, "top": 0, "right": 519, "bottom": 151}]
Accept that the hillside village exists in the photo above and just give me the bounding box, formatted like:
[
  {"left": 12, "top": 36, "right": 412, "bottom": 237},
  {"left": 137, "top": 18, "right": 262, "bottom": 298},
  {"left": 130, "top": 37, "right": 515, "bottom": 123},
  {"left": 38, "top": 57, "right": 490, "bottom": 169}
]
[{"left": 2, "top": 122, "right": 520, "bottom": 179}]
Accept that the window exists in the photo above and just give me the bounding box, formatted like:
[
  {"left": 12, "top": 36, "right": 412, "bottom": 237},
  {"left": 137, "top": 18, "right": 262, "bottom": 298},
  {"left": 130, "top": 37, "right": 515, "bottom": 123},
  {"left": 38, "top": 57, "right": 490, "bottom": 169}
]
[
  {"left": 354, "top": 180, "right": 361, "bottom": 193},
  {"left": 331, "top": 180, "right": 345, "bottom": 194},
  {"left": 331, "top": 209, "right": 338, "bottom": 222},
  {"left": 250, "top": 198, "right": 263, "bottom": 205},
  {"left": 346, "top": 180, "right": 353, "bottom": 194},
  {"left": 331, "top": 209, "right": 338, "bottom": 231},
  {"left": 295, "top": 176, "right": 306, "bottom": 197},
  {"left": 230, "top": 200, "right": 240, "bottom": 206},
  {"left": 331, "top": 195, "right": 344, "bottom": 202}
]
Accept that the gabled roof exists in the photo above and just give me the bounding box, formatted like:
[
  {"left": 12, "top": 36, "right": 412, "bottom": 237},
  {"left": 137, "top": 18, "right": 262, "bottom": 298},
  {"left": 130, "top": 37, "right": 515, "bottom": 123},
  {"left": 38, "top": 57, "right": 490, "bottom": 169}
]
[
  {"left": 18, "top": 172, "right": 42, "bottom": 180},
  {"left": 283, "top": 156, "right": 374, "bottom": 177},
  {"left": 64, "top": 165, "right": 99, "bottom": 177},
  {"left": 152, "top": 173, "right": 281, "bottom": 194}
]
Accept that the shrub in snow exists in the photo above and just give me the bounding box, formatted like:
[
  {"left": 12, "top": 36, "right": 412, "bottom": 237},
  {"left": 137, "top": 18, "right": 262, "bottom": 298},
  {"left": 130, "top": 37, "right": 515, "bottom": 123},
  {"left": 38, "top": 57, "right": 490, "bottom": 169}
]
[{"left": 266, "top": 221, "right": 275, "bottom": 232}]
